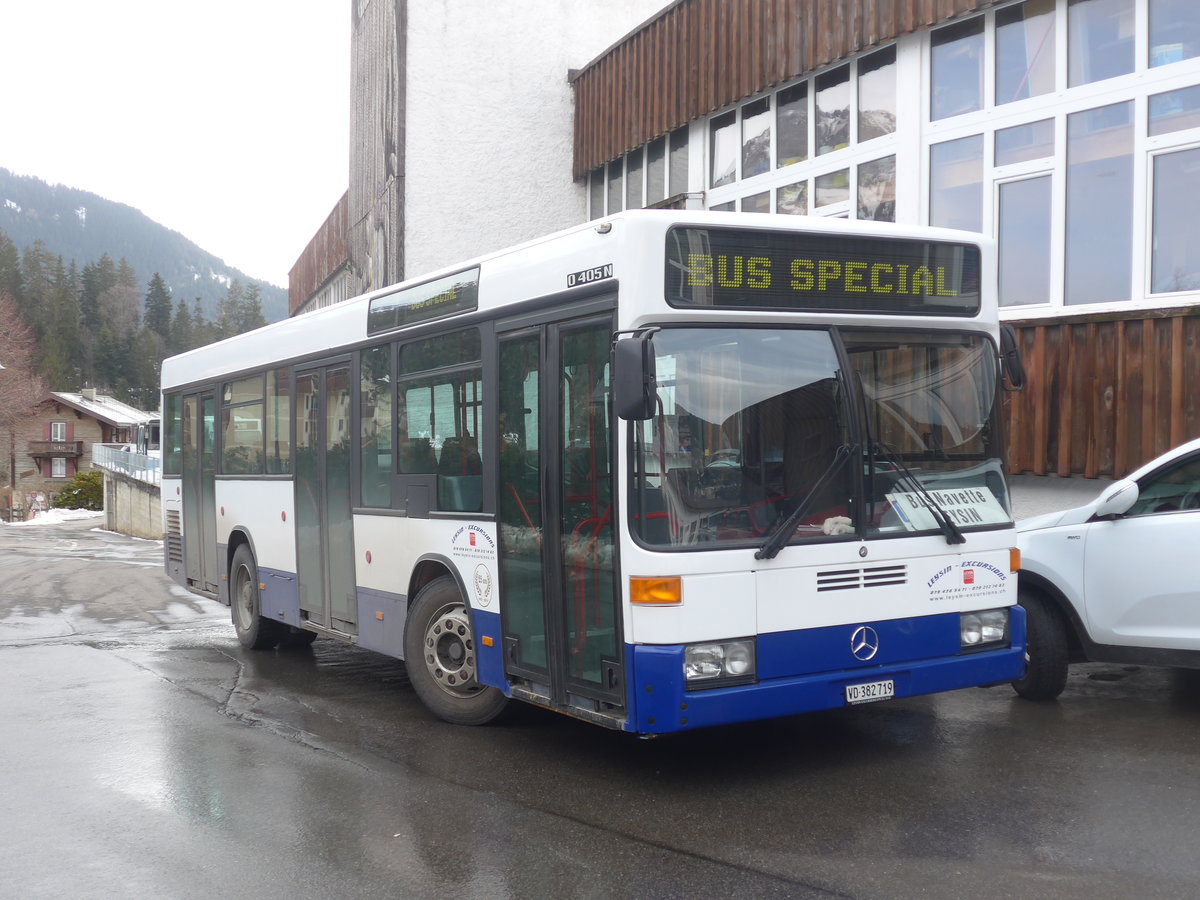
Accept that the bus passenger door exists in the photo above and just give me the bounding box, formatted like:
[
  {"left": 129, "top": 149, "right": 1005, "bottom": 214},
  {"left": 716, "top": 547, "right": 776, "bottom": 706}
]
[
  {"left": 294, "top": 363, "right": 357, "bottom": 633},
  {"left": 182, "top": 391, "right": 219, "bottom": 594},
  {"left": 497, "top": 313, "right": 624, "bottom": 722}
]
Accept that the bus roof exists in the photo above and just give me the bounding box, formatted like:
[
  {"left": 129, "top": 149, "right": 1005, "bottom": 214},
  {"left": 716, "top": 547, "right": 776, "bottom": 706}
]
[{"left": 161, "top": 210, "right": 993, "bottom": 391}]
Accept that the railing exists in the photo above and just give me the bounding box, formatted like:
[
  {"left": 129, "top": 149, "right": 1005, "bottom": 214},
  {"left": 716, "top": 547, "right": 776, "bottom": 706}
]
[
  {"left": 92, "top": 443, "right": 162, "bottom": 486},
  {"left": 28, "top": 440, "right": 85, "bottom": 457}
]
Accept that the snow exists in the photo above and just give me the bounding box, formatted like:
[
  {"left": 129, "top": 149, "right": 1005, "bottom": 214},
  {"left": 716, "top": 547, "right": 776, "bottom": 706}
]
[{"left": 2, "top": 509, "right": 104, "bottom": 527}]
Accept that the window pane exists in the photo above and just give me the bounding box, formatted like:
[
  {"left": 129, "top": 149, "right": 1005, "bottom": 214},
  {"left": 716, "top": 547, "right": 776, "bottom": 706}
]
[
  {"left": 1150, "top": 0, "right": 1200, "bottom": 67},
  {"left": 815, "top": 169, "right": 849, "bottom": 207},
  {"left": 1151, "top": 147, "right": 1200, "bottom": 293},
  {"left": 777, "top": 83, "right": 808, "bottom": 166},
  {"left": 996, "top": 119, "right": 1055, "bottom": 165},
  {"left": 222, "top": 402, "right": 264, "bottom": 475},
  {"left": 858, "top": 46, "right": 897, "bottom": 141},
  {"left": 224, "top": 375, "right": 263, "bottom": 406},
  {"left": 741, "top": 98, "right": 771, "bottom": 178},
  {"left": 1068, "top": 0, "right": 1134, "bottom": 87},
  {"left": 710, "top": 111, "right": 737, "bottom": 187},
  {"left": 1066, "top": 102, "right": 1133, "bottom": 304},
  {"left": 857, "top": 156, "right": 896, "bottom": 221},
  {"left": 647, "top": 137, "right": 666, "bottom": 204},
  {"left": 815, "top": 66, "right": 850, "bottom": 154},
  {"left": 625, "top": 148, "right": 643, "bottom": 210},
  {"left": 710, "top": 201, "right": 735, "bottom": 212},
  {"left": 1149, "top": 85, "right": 1200, "bottom": 136},
  {"left": 777, "top": 181, "right": 808, "bottom": 215},
  {"left": 265, "top": 368, "right": 292, "bottom": 474},
  {"left": 51, "top": 422, "right": 66, "bottom": 441},
  {"left": 999, "top": 176, "right": 1053, "bottom": 306},
  {"left": 996, "top": 0, "right": 1056, "bottom": 104},
  {"left": 607, "top": 160, "right": 623, "bottom": 214},
  {"left": 164, "top": 392, "right": 183, "bottom": 475},
  {"left": 589, "top": 167, "right": 604, "bottom": 218},
  {"left": 931, "top": 17, "right": 984, "bottom": 120},
  {"left": 669, "top": 127, "right": 689, "bottom": 196},
  {"left": 741, "top": 191, "right": 770, "bottom": 213},
  {"left": 930, "top": 135, "right": 983, "bottom": 231},
  {"left": 400, "top": 329, "right": 481, "bottom": 374},
  {"left": 359, "top": 347, "right": 392, "bottom": 506}
]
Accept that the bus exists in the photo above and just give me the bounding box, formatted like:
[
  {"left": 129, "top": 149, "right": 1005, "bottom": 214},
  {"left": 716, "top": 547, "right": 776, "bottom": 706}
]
[{"left": 160, "top": 210, "right": 1027, "bottom": 735}]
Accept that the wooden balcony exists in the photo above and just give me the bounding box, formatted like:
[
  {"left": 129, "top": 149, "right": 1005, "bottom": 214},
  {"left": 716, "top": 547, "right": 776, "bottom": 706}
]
[{"left": 28, "top": 440, "right": 84, "bottom": 458}]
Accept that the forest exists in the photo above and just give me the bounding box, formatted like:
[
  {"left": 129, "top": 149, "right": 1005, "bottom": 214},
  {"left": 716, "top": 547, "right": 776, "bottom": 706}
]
[{"left": 0, "top": 226, "right": 267, "bottom": 413}]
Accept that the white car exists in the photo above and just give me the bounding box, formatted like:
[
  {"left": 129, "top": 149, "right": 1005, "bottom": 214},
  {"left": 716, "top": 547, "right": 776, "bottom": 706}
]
[{"left": 1013, "top": 437, "right": 1200, "bottom": 700}]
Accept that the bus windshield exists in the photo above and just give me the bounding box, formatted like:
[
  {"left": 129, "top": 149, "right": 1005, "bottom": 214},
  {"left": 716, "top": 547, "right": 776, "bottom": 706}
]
[{"left": 629, "top": 327, "right": 1011, "bottom": 549}]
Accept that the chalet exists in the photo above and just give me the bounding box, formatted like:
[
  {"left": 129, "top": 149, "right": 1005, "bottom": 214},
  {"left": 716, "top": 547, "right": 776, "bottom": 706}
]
[{"left": 6, "top": 389, "right": 157, "bottom": 511}]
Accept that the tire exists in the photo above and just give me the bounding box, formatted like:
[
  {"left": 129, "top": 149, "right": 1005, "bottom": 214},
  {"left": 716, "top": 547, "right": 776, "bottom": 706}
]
[
  {"left": 230, "top": 544, "right": 283, "bottom": 650},
  {"left": 404, "top": 575, "right": 509, "bottom": 725},
  {"left": 1012, "top": 589, "right": 1069, "bottom": 701}
]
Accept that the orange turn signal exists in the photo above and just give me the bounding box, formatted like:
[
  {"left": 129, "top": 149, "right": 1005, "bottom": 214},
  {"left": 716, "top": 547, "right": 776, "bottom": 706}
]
[
  {"left": 1010, "top": 547, "right": 1021, "bottom": 572},
  {"left": 630, "top": 575, "right": 682, "bottom": 605}
]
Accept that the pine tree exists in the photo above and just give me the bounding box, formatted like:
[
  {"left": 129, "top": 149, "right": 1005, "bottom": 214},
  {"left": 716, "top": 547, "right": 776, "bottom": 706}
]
[
  {"left": 80, "top": 253, "right": 117, "bottom": 331},
  {"left": 169, "top": 299, "right": 194, "bottom": 355},
  {"left": 144, "top": 273, "right": 172, "bottom": 341}
]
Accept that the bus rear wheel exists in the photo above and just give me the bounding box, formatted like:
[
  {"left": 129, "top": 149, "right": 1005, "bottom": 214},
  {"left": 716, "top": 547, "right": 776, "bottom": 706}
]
[
  {"left": 231, "top": 544, "right": 283, "bottom": 650},
  {"left": 404, "top": 576, "right": 509, "bottom": 725}
]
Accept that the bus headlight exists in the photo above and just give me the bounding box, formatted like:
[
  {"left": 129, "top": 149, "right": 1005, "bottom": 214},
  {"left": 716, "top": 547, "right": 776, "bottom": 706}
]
[
  {"left": 684, "top": 639, "right": 756, "bottom": 689},
  {"left": 960, "top": 609, "right": 1009, "bottom": 650}
]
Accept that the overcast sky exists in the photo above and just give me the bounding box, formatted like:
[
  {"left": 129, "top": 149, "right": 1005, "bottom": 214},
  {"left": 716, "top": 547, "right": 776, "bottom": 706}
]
[{"left": 1, "top": 0, "right": 350, "bottom": 287}]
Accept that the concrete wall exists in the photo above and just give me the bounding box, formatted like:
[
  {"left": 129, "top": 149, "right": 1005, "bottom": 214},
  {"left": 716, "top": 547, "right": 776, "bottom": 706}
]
[
  {"left": 102, "top": 471, "right": 162, "bottom": 541},
  {"left": 402, "top": 0, "right": 668, "bottom": 280}
]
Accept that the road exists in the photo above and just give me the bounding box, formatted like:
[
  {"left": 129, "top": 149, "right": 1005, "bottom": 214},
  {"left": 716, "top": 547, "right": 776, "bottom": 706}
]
[{"left": 2, "top": 515, "right": 1199, "bottom": 899}]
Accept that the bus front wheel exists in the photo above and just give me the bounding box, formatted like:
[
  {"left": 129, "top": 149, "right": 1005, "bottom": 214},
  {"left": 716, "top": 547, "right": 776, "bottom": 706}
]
[
  {"left": 231, "top": 545, "right": 283, "bottom": 650},
  {"left": 404, "top": 576, "right": 509, "bottom": 725}
]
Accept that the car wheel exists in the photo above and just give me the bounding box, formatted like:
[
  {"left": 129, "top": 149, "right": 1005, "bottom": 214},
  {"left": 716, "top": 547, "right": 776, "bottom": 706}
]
[
  {"left": 230, "top": 544, "right": 284, "bottom": 650},
  {"left": 1012, "top": 590, "right": 1069, "bottom": 701},
  {"left": 404, "top": 575, "right": 509, "bottom": 725}
]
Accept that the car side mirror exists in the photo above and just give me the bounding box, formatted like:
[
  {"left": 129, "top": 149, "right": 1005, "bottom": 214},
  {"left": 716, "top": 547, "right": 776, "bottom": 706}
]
[
  {"left": 613, "top": 335, "right": 656, "bottom": 421},
  {"left": 1092, "top": 479, "right": 1138, "bottom": 519}
]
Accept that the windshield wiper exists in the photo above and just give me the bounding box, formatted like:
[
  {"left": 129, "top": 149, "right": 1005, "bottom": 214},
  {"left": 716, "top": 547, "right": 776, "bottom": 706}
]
[
  {"left": 871, "top": 440, "right": 965, "bottom": 545},
  {"left": 755, "top": 443, "right": 854, "bottom": 561}
]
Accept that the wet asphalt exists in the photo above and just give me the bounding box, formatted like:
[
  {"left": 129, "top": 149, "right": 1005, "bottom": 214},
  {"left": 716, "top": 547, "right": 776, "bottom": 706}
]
[{"left": 3, "top": 491, "right": 1199, "bottom": 899}]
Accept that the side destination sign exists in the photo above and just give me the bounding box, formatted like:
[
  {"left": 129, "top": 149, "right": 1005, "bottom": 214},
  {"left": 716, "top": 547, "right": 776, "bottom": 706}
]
[
  {"left": 665, "top": 226, "right": 980, "bottom": 315},
  {"left": 368, "top": 267, "right": 480, "bottom": 335}
]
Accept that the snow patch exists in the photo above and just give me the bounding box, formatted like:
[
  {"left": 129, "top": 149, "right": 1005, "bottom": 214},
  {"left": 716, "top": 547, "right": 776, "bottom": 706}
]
[
  {"left": 2, "top": 509, "right": 104, "bottom": 527},
  {"left": 3, "top": 198, "right": 19, "bottom": 213},
  {"left": 75, "top": 206, "right": 87, "bottom": 225}
]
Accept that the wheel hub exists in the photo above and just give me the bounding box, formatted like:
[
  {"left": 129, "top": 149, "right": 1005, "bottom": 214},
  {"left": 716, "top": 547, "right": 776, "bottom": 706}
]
[{"left": 423, "top": 604, "right": 482, "bottom": 697}]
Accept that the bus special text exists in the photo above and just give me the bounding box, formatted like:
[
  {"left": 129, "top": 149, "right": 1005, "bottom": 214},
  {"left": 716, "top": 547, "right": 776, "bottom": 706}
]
[{"left": 685, "top": 253, "right": 960, "bottom": 297}]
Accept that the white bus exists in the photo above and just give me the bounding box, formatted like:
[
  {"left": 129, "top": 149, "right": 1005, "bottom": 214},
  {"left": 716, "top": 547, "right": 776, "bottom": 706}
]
[{"left": 161, "top": 210, "right": 1026, "bottom": 735}]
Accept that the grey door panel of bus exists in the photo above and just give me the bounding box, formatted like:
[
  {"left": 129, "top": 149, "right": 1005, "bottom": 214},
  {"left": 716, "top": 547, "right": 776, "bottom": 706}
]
[
  {"left": 182, "top": 392, "right": 219, "bottom": 594},
  {"left": 295, "top": 365, "right": 357, "bottom": 633},
  {"left": 496, "top": 314, "right": 624, "bottom": 717}
]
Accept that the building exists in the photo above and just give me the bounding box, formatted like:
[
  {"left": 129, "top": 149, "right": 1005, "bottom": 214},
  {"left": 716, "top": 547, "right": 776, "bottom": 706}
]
[
  {"left": 4, "top": 389, "right": 157, "bottom": 512},
  {"left": 291, "top": 0, "right": 1200, "bottom": 478}
]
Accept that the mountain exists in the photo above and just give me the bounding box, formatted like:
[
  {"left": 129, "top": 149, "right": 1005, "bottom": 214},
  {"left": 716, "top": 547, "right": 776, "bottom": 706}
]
[{"left": 0, "top": 168, "right": 287, "bottom": 322}]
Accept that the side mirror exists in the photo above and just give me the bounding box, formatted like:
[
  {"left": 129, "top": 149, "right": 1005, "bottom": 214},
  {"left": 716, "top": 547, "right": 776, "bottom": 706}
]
[
  {"left": 613, "top": 335, "right": 656, "bottom": 420},
  {"left": 999, "top": 325, "right": 1025, "bottom": 391},
  {"left": 1092, "top": 479, "right": 1138, "bottom": 519}
]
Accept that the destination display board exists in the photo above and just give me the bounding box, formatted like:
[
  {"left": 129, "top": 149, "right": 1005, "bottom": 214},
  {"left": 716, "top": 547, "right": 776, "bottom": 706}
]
[
  {"left": 368, "top": 267, "right": 480, "bottom": 335},
  {"left": 665, "top": 226, "right": 980, "bottom": 315}
]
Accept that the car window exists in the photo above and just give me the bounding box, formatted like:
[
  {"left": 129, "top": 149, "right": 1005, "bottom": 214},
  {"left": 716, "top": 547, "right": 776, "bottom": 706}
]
[{"left": 1127, "top": 455, "right": 1200, "bottom": 515}]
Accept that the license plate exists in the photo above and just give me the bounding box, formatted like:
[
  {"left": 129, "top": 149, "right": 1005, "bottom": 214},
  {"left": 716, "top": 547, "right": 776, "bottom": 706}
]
[{"left": 845, "top": 679, "right": 895, "bottom": 705}]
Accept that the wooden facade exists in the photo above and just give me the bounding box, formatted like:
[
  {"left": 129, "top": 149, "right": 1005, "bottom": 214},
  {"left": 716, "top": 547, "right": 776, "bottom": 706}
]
[
  {"left": 1006, "top": 311, "right": 1200, "bottom": 479},
  {"left": 571, "top": 0, "right": 995, "bottom": 177},
  {"left": 288, "top": 192, "right": 349, "bottom": 316}
]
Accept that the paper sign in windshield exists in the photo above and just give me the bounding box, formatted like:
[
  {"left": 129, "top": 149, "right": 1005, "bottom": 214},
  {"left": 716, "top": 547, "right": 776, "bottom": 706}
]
[{"left": 885, "top": 488, "right": 1010, "bottom": 531}]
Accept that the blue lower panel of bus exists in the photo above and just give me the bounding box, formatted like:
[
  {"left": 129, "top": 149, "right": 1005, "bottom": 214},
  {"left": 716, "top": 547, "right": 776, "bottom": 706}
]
[{"left": 628, "top": 606, "right": 1026, "bottom": 734}]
